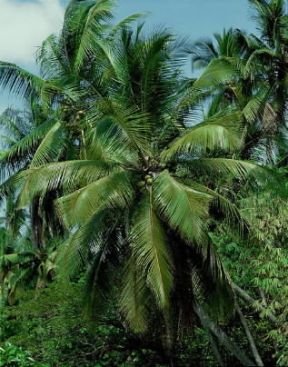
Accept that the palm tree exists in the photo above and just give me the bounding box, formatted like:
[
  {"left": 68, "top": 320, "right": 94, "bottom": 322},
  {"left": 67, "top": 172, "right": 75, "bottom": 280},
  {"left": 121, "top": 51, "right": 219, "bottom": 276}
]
[
  {"left": 0, "top": 231, "right": 58, "bottom": 305},
  {"left": 245, "top": 0, "right": 288, "bottom": 162},
  {"left": 191, "top": 21, "right": 282, "bottom": 161},
  {"left": 0, "top": 0, "right": 142, "bottom": 248},
  {"left": 13, "top": 23, "right": 265, "bottom": 358},
  {"left": 248, "top": 0, "right": 288, "bottom": 123},
  {"left": 193, "top": 1, "right": 288, "bottom": 162}
]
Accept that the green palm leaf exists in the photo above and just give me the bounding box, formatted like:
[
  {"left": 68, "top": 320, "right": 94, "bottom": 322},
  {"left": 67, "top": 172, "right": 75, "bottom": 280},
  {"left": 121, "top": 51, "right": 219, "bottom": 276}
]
[
  {"left": 72, "top": 0, "right": 114, "bottom": 71},
  {"left": 192, "top": 58, "right": 240, "bottom": 91},
  {"left": 30, "top": 122, "right": 66, "bottom": 167},
  {"left": 17, "top": 160, "right": 116, "bottom": 207},
  {"left": 162, "top": 110, "right": 243, "bottom": 160},
  {"left": 57, "top": 209, "right": 112, "bottom": 278},
  {"left": 57, "top": 171, "right": 134, "bottom": 226},
  {"left": 120, "top": 254, "right": 150, "bottom": 333},
  {"left": 185, "top": 158, "right": 263, "bottom": 180},
  {"left": 130, "top": 191, "right": 173, "bottom": 309},
  {"left": 154, "top": 170, "right": 212, "bottom": 245}
]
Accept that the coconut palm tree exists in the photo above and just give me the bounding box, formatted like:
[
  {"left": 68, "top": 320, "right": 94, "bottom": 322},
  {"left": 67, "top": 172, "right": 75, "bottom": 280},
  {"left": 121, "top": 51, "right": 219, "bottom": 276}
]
[
  {"left": 12, "top": 24, "right": 266, "bottom": 358},
  {"left": 0, "top": 0, "right": 142, "bottom": 248},
  {"left": 0, "top": 0, "right": 141, "bottom": 171},
  {"left": 244, "top": 0, "right": 288, "bottom": 163},
  {"left": 193, "top": 0, "right": 288, "bottom": 162},
  {"left": 191, "top": 21, "right": 282, "bottom": 161}
]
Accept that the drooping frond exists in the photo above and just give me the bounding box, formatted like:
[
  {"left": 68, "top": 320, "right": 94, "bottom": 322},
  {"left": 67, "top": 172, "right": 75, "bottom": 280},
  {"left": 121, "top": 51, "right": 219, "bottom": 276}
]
[
  {"left": 57, "top": 170, "right": 134, "bottom": 227},
  {"left": 185, "top": 180, "right": 247, "bottom": 233},
  {"left": 0, "top": 62, "right": 46, "bottom": 99},
  {"left": 192, "top": 58, "right": 240, "bottom": 91},
  {"left": 242, "top": 83, "right": 271, "bottom": 124},
  {"left": 184, "top": 158, "right": 264, "bottom": 181},
  {"left": 57, "top": 209, "right": 112, "bottom": 278},
  {"left": 17, "top": 160, "right": 117, "bottom": 207},
  {"left": 0, "top": 119, "right": 56, "bottom": 180},
  {"left": 120, "top": 254, "right": 150, "bottom": 333},
  {"left": 188, "top": 157, "right": 276, "bottom": 190},
  {"left": 130, "top": 191, "right": 173, "bottom": 309},
  {"left": 154, "top": 170, "right": 212, "bottom": 245}
]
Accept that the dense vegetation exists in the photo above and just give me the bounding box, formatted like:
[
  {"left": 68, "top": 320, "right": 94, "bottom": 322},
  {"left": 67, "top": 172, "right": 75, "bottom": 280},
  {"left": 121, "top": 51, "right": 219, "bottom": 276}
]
[{"left": 0, "top": 0, "right": 287, "bottom": 365}]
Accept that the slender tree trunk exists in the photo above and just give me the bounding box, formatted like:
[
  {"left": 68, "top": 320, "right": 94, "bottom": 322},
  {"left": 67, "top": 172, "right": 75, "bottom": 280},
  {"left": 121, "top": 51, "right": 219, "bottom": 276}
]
[
  {"left": 31, "top": 197, "right": 43, "bottom": 249},
  {"left": 194, "top": 304, "right": 254, "bottom": 366},
  {"left": 236, "top": 303, "right": 264, "bottom": 367}
]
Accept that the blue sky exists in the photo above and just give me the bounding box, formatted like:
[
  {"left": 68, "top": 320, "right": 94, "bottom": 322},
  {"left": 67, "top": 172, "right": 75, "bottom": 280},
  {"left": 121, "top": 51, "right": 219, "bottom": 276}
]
[{"left": 0, "top": 0, "right": 256, "bottom": 111}]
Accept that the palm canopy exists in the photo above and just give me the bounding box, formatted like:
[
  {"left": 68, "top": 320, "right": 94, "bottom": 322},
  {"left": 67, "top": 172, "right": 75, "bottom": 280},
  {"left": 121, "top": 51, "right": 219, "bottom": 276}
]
[
  {"left": 11, "top": 20, "right": 267, "bottom": 334},
  {"left": 0, "top": 1, "right": 144, "bottom": 247},
  {"left": 190, "top": 1, "right": 288, "bottom": 161},
  {"left": 0, "top": 0, "right": 143, "bottom": 177}
]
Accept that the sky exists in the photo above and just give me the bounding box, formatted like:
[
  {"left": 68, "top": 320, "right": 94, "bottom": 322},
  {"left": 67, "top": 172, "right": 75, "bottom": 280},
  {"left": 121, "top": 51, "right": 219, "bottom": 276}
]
[{"left": 0, "top": 0, "right": 256, "bottom": 111}]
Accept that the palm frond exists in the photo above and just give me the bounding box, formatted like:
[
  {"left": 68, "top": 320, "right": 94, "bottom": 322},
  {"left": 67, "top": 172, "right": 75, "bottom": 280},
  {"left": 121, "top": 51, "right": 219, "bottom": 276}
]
[
  {"left": 57, "top": 171, "right": 133, "bottom": 227},
  {"left": 130, "top": 191, "right": 173, "bottom": 309},
  {"left": 184, "top": 158, "right": 264, "bottom": 180},
  {"left": 17, "top": 160, "right": 117, "bottom": 207},
  {"left": 154, "top": 170, "right": 212, "bottom": 245},
  {"left": 57, "top": 209, "right": 112, "bottom": 278},
  {"left": 120, "top": 254, "right": 150, "bottom": 333},
  {"left": 0, "top": 62, "right": 47, "bottom": 99},
  {"left": 192, "top": 58, "right": 240, "bottom": 91},
  {"left": 30, "top": 122, "right": 66, "bottom": 167},
  {"left": 162, "top": 110, "right": 243, "bottom": 160}
]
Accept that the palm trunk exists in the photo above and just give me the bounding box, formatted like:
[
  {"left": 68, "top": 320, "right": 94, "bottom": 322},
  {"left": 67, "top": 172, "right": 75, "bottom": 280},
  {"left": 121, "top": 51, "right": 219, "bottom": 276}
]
[{"left": 31, "top": 197, "right": 43, "bottom": 249}]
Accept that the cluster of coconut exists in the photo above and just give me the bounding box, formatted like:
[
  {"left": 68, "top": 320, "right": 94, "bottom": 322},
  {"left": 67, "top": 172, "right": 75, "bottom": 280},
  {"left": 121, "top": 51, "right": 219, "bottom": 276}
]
[
  {"left": 75, "top": 110, "right": 86, "bottom": 120},
  {"left": 61, "top": 105, "right": 86, "bottom": 126},
  {"left": 137, "top": 174, "right": 154, "bottom": 188}
]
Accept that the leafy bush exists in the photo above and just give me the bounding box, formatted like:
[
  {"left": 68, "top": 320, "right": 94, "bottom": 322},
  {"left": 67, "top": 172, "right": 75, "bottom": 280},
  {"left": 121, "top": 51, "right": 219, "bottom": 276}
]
[
  {"left": 0, "top": 343, "right": 47, "bottom": 367},
  {"left": 1, "top": 282, "right": 171, "bottom": 366}
]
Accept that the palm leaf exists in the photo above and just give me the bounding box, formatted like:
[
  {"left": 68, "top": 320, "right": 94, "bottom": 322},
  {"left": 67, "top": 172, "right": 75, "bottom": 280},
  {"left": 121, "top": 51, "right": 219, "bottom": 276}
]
[
  {"left": 192, "top": 58, "right": 240, "bottom": 91},
  {"left": 120, "top": 254, "right": 150, "bottom": 333},
  {"left": 68, "top": 0, "right": 114, "bottom": 71},
  {"left": 17, "top": 160, "right": 116, "bottom": 207},
  {"left": 57, "top": 171, "right": 134, "bottom": 227},
  {"left": 130, "top": 191, "right": 173, "bottom": 309},
  {"left": 185, "top": 158, "right": 263, "bottom": 180},
  {"left": 162, "top": 110, "right": 243, "bottom": 160},
  {"left": 154, "top": 170, "right": 212, "bottom": 245},
  {"left": 30, "top": 122, "right": 66, "bottom": 167},
  {"left": 57, "top": 209, "right": 112, "bottom": 278}
]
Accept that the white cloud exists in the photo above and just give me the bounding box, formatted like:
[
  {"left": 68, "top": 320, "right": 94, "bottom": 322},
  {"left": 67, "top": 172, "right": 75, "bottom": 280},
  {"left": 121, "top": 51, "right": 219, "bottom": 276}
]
[{"left": 0, "top": 0, "right": 65, "bottom": 65}]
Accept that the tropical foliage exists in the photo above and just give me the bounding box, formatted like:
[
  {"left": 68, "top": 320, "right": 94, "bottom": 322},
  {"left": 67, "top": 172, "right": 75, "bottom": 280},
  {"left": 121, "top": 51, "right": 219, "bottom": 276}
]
[{"left": 0, "top": 0, "right": 287, "bottom": 366}]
